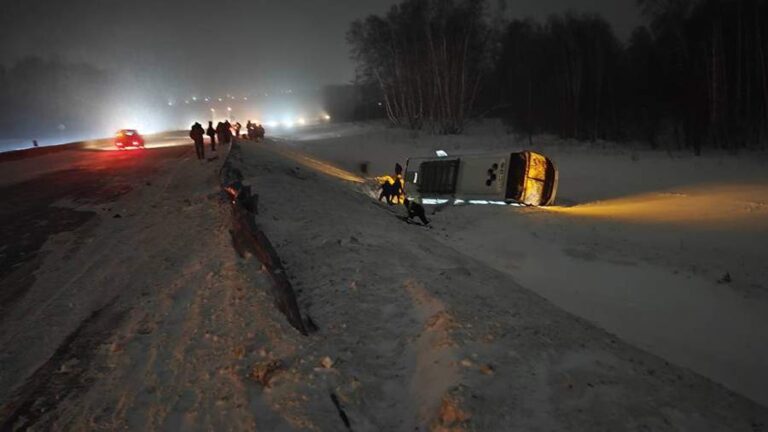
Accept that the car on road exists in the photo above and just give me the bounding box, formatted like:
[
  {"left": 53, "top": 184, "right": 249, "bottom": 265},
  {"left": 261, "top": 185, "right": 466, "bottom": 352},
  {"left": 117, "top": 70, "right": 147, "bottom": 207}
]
[
  {"left": 114, "top": 129, "right": 145, "bottom": 150},
  {"left": 404, "top": 150, "right": 558, "bottom": 206}
]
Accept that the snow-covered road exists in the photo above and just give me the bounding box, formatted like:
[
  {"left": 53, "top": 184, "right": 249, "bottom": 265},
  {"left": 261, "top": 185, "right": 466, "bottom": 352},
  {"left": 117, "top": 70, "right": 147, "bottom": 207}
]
[{"left": 0, "top": 135, "right": 284, "bottom": 430}]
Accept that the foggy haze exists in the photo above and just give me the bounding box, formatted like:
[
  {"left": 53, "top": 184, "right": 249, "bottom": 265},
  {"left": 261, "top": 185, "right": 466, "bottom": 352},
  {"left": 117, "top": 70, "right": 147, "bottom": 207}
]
[
  {"left": 0, "top": 0, "right": 640, "bottom": 147},
  {"left": 0, "top": 0, "right": 639, "bottom": 92}
]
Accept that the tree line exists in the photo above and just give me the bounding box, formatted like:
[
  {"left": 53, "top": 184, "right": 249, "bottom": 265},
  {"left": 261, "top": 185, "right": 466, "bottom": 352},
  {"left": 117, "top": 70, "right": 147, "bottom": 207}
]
[
  {"left": 347, "top": 0, "right": 490, "bottom": 134},
  {"left": 348, "top": 0, "right": 768, "bottom": 152}
]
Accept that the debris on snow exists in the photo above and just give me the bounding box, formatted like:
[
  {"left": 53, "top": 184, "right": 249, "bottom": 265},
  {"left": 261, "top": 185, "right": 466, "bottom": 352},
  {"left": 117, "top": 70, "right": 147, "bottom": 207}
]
[
  {"left": 718, "top": 272, "right": 733, "bottom": 284},
  {"left": 479, "top": 364, "right": 495, "bottom": 376},
  {"left": 433, "top": 396, "right": 471, "bottom": 430},
  {"left": 320, "top": 356, "right": 334, "bottom": 369},
  {"left": 249, "top": 359, "right": 284, "bottom": 387}
]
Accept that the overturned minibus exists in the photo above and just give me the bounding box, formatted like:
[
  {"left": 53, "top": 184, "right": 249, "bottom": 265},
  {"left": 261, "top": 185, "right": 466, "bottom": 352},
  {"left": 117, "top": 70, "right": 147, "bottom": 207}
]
[{"left": 403, "top": 151, "right": 558, "bottom": 206}]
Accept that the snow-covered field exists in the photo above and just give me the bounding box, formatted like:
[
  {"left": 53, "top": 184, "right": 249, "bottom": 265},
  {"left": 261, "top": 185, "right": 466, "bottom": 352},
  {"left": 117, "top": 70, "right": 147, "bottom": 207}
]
[
  {"left": 275, "top": 121, "right": 768, "bottom": 407},
  {"left": 2, "top": 122, "right": 767, "bottom": 430},
  {"left": 222, "top": 136, "right": 767, "bottom": 429}
]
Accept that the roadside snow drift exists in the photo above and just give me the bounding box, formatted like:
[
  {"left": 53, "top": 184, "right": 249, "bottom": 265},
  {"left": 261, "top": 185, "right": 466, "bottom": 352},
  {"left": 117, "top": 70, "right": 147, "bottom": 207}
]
[
  {"left": 280, "top": 121, "right": 768, "bottom": 409},
  {"left": 1, "top": 125, "right": 766, "bottom": 430}
]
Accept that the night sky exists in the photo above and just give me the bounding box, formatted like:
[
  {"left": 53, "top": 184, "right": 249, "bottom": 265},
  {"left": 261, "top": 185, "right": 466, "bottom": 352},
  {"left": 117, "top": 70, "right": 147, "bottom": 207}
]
[{"left": 0, "top": 0, "right": 641, "bottom": 97}]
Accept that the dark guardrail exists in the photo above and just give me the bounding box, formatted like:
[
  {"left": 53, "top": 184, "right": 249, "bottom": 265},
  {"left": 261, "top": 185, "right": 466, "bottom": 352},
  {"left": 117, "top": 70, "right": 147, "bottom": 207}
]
[{"left": 218, "top": 140, "right": 308, "bottom": 335}]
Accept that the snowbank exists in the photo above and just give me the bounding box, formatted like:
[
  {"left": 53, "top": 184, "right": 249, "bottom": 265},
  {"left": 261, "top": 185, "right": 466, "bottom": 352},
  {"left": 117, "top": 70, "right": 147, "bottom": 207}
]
[
  {"left": 275, "top": 121, "right": 768, "bottom": 407},
  {"left": 2, "top": 124, "right": 766, "bottom": 429},
  {"left": 218, "top": 137, "right": 767, "bottom": 428}
]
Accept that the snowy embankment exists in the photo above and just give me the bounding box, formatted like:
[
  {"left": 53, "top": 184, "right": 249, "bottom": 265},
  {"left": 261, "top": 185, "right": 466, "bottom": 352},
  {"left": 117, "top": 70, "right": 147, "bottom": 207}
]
[
  {"left": 218, "top": 137, "right": 765, "bottom": 429},
  {"left": 1, "top": 127, "right": 766, "bottom": 430},
  {"left": 0, "top": 140, "right": 295, "bottom": 430},
  {"left": 275, "top": 121, "right": 768, "bottom": 409}
]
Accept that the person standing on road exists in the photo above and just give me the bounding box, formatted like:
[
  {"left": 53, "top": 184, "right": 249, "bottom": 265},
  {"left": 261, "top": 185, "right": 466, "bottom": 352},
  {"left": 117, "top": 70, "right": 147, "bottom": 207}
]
[
  {"left": 257, "top": 124, "right": 265, "bottom": 141},
  {"left": 224, "top": 120, "right": 233, "bottom": 144},
  {"left": 190, "top": 122, "right": 205, "bottom": 161},
  {"left": 206, "top": 121, "right": 216, "bottom": 152},
  {"left": 216, "top": 122, "right": 227, "bottom": 146},
  {"left": 246, "top": 121, "right": 254, "bottom": 139}
]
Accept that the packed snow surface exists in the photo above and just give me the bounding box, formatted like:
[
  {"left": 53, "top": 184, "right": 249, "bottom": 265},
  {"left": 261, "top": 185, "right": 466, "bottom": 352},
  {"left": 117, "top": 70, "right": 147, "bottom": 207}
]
[
  {"left": 1, "top": 123, "right": 767, "bottom": 430},
  {"left": 277, "top": 121, "right": 768, "bottom": 408}
]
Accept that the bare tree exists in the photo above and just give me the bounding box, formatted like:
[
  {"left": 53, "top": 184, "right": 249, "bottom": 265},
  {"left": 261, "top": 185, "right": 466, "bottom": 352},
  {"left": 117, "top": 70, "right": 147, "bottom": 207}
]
[{"left": 348, "top": 0, "right": 490, "bottom": 134}]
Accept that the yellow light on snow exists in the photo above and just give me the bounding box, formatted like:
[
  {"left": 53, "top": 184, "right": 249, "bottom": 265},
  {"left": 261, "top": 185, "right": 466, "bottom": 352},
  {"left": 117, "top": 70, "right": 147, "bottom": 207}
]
[
  {"left": 545, "top": 183, "right": 768, "bottom": 229},
  {"left": 263, "top": 145, "right": 364, "bottom": 183}
]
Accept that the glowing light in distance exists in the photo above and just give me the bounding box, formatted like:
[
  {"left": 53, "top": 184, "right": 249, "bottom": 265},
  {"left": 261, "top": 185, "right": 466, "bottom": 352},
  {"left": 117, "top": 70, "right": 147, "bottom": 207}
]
[{"left": 298, "top": 118, "right": 306, "bottom": 126}]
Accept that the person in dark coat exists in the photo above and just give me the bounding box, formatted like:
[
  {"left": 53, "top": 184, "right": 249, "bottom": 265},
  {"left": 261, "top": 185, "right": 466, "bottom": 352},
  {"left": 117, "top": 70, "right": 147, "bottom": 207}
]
[
  {"left": 379, "top": 178, "right": 396, "bottom": 204},
  {"left": 190, "top": 122, "right": 205, "bottom": 160},
  {"left": 246, "top": 121, "right": 254, "bottom": 139},
  {"left": 206, "top": 121, "right": 216, "bottom": 152},
  {"left": 224, "top": 120, "right": 233, "bottom": 144},
  {"left": 216, "top": 122, "right": 226, "bottom": 146},
  {"left": 257, "top": 124, "right": 265, "bottom": 140},
  {"left": 391, "top": 172, "right": 404, "bottom": 204},
  {"left": 380, "top": 163, "right": 404, "bottom": 204},
  {"left": 403, "top": 198, "right": 430, "bottom": 225},
  {"left": 234, "top": 122, "right": 242, "bottom": 138}
]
